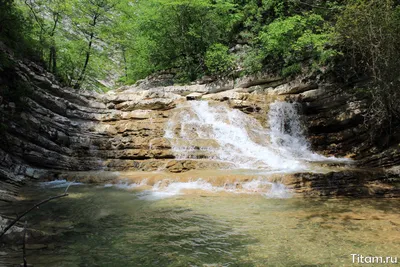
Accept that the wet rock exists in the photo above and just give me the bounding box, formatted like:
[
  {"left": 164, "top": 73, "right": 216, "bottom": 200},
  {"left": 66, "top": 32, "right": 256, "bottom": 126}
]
[
  {"left": 149, "top": 138, "right": 172, "bottom": 149},
  {"left": 235, "top": 73, "right": 283, "bottom": 88},
  {"left": 186, "top": 92, "right": 203, "bottom": 101},
  {"left": 115, "top": 99, "right": 176, "bottom": 111},
  {"left": 0, "top": 216, "right": 54, "bottom": 245},
  {"left": 273, "top": 81, "right": 318, "bottom": 95},
  {"left": 166, "top": 160, "right": 196, "bottom": 173},
  {"left": 165, "top": 160, "right": 235, "bottom": 173},
  {"left": 0, "top": 48, "right": 399, "bottom": 200},
  {"left": 287, "top": 170, "right": 400, "bottom": 197}
]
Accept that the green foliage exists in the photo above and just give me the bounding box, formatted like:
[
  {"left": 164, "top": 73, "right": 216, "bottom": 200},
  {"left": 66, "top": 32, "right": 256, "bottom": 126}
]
[
  {"left": 336, "top": 0, "right": 400, "bottom": 136},
  {"left": 123, "top": 36, "right": 157, "bottom": 84},
  {"left": 282, "top": 63, "right": 301, "bottom": 77},
  {"left": 241, "top": 48, "right": 264, "bottom": 75},
  {"left": 259, "top": 14, "right": 337, "bottom": 68},
  {"left": 128, "top": 0, "right": 239, "bottom": 81},
  {"left": 238, "top": 0, "right": 297, "bottom": 34},
  {"left": 3, "top": 0, "right": 345, "bottom": 87},
  {"left": 60, "top": 0, "right": 119, "bottom": 89},
  {"left": 234, "top": 0, "right": 343, "bottom": 35},
  {"left": 0, "top": 0, "right": 38, "bottom": 59},
  {"left": 3, "top": 0, "right": 398, "bottom": 110},
  {"left": 231, "top": 0, "right": 345, "bottom": 75},
  {"left": 205, "top": 44, "right": 234, "bottom": 75},
  {"left": 8, "top": 0, "right": 120, "bottom": 89}
]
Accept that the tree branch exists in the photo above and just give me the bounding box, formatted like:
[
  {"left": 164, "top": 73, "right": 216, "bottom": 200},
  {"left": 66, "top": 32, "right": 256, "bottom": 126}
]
[
  {"left": 22, "top": 221, "right": 27, "bottom": 267},
  {"left": 23, "top": 0, "right": 45, "bottom": 33},
  {"left": 0, "top": 182, "right": 73, "bottom": 239}
]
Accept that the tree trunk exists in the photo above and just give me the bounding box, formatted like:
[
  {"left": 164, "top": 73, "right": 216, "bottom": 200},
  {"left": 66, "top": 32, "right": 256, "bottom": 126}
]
[
  {"left": 49, "top": 14, "right": 59, "bottom": 74},
  {"left": 122, "top": 47, "right": 128, "bottom": 82},
  {"left": 74, "top": 35, "right": 93, "bottom": 89},
  {"left": 51, "top": 46, "right": 57, "bottom": 73},
  {"left": 74, "top": 13, "right": 98, "bottom": 89},
  {"left": 48, "top": 48, "right": 53, "bottom": 71}
]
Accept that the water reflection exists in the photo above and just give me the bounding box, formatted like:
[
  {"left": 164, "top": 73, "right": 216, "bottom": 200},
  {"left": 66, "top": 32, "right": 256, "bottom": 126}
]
[{"left": 1, "top": 185, "right": 399, "bottom": 267}]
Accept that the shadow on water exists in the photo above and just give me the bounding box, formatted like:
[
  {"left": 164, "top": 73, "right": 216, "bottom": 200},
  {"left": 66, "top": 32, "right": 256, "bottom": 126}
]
[
  {"left": 1, "top": 184, "right": 258, "bottom": 267},
  {"left": 1, "top": 183, "right": 399, "bottom": 267}
]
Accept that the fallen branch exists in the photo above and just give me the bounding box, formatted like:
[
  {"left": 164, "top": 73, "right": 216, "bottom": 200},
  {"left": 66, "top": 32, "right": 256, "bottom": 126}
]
[
  {"left": 0, "top": 182, "right": 73, "bottom": 239},
  {"left": 22, "top": 221, "right": 27, "bottom": 267}
]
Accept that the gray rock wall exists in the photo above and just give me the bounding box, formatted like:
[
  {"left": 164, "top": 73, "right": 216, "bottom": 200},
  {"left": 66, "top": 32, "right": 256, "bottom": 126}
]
[
  {"left": 1, "top": 53, "right": 399, "bottom": 201},
  {"left": 0, "top": 57, "right": 185, "bottom": 200}
]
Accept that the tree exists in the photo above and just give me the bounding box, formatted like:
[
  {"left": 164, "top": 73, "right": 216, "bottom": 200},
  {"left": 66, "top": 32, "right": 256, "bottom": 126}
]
[
  {"left": 17, "top": 0, "right": 67, "bottom": 72},
  {"left": 71, "top": 0, "right": 116, "bottom": 88},
  {"left": 336, "top": 0, "right": 400, "bottom": 138},
  {"left": 46, "top": 0, "right": 67, "bottom": 73},
  {"left": 205, "top": 43, "right": 235, "bottom": 75},
  {"left": 122, "top": 0, "right": 239, "bottom": 82},
  {"left": 256, "top": 13, "right": 337, "bottom": 74}
]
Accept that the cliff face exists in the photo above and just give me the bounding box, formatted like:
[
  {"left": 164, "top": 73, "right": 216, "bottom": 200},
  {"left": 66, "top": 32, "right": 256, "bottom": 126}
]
[
  {"left": 0, "top": 52, "right": 399, "bottom": 201},
  {"left": 0, "top": 57, "right": 182, "bottom": 201},
  {"left": 293, "top": 84, "right": 400, "bottom": 168}
]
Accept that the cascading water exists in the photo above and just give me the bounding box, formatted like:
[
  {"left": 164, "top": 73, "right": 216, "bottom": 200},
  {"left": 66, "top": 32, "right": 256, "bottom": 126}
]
[
  {"left": 92, "top": 100, "right": 349, "bottom": 201},
  {"left": 165, "top": 100, "right": 342, "bottom": 172},
  {"left": 269, "top": 101, "right": 309, "bottom": 153},
  {"left": 268, "top": 101, "right": 331, "bottom": 161}
]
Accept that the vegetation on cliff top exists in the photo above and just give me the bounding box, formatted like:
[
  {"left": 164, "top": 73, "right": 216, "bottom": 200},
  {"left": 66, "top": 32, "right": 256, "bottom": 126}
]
[
  {"left": 0, "top": 0, "right": 384, "bottom": 85},
  {"left": 1, "top": 0, "right": 400, "bottom": 134}
]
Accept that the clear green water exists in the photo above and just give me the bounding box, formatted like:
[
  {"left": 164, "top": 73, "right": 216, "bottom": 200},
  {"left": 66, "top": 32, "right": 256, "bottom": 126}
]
[{"left": 3, "top": 184, "right": 400, "bottom": 267}]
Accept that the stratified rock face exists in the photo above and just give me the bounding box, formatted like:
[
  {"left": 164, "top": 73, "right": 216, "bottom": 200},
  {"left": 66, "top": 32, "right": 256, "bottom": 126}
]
[
  {"left": 0, "top": 61, "right": 290, "bottom": 191},
  {"left": 287, "top": 170, "right": 400, "bottom": 198},
  {"left": 0, "top": 53, "right": 399, "bottom": 200},
  {"left": 0, "top": 62, "right": 185, "bottom": 172},
  {"left": 290, "top": 86, "right": 369, "bottom": 157},
  {"left": 0, "top": 58, "right": 190, "bottom": 200}
]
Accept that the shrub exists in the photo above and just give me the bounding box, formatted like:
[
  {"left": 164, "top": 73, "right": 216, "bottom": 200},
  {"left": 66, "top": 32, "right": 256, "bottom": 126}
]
[
  {"left": 282, "top": 63, "right": 301, "bottom": 77},
  {"left": 205, "top": 43, "right": 235, "bottom": 75},
  {"left": 258, "top": 14, "right": 337, "bottom": 68},
  {"left": 336, "top": 0, "right": 400, "bottom": 138},
  {"left": 242, "top": 48, "right": 265, "bottom": 75}
]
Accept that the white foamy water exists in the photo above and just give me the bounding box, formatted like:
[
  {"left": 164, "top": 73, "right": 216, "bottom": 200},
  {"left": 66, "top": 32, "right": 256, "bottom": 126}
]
[
  {"left": 137, "top": 179, "right": 215, "bottom": 201},
  {"left": 104, "top": 182, "right": 140, "bottom": 190},
  {"left": 39, "top": 180, "right": 83, "bottom": 188},
  {"left": 264, "top": 183, "right": 292, "bottom": 199},
  {"left": 165, "top": 100, "right": 348, "bottom": 171},
  {"left": 104, "top": 178, "right": 292, "bottom": 200},
  {"left": 269, "top": 101, "right": 338, "bottom": 162}
]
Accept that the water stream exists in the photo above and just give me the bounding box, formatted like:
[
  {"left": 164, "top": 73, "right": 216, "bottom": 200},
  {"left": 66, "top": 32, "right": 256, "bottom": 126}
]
[
  {"left": 2, "top": 185, "right": 399, "bottom": 267},
  {"left": 2, "top": 100, "right": 397, "bottom": 266},
  {"left": 165, "top": 101, "right": 346, "bottom": 171}
]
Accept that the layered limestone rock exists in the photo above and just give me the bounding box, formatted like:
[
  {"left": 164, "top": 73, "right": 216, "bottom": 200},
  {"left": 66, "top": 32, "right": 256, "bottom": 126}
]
[
  {"left": 287, "top": 170, "right": 400, "bottom": 197},
  {"left": 0, "top": 57, "right": 187, "bottom": 201},
  {"left": 0, "top": 51, "right": 399, "bottom": 202}
]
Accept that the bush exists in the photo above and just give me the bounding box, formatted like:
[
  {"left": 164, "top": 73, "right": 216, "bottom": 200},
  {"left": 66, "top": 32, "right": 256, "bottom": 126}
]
[
  {"left": 0, "top": 0, "right": 37, "bottom": 58},
  {"left": 282, "top": 63, "right": 301, "bottom": 77},
  {"left": 258, "top": 14, "right": 337, "bottom": 69},
  {"left": 205, "top": 43, "right": 235, "bottom": 75},
  {"left": 336, "top": 0, "right": 400, "bottom": 137}
]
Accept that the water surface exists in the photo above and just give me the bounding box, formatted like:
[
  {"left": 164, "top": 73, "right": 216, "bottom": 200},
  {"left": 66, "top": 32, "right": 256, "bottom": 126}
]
[{"left": 3, "top": 184, "right": 399, "bottom": 266}]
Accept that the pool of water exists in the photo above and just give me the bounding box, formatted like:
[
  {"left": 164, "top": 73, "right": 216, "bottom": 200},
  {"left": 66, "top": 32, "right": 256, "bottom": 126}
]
[{"left": 2, "top": 183, "right": 399, "bottom": 266}]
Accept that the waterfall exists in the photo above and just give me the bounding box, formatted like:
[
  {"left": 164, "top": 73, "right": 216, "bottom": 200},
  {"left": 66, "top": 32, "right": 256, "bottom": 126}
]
[
  {"left": 268, "top": 101, "right": 328, "bottom": 161},
  {"left": 165, "top": 100, "right": 343, "bottom": 171}
]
